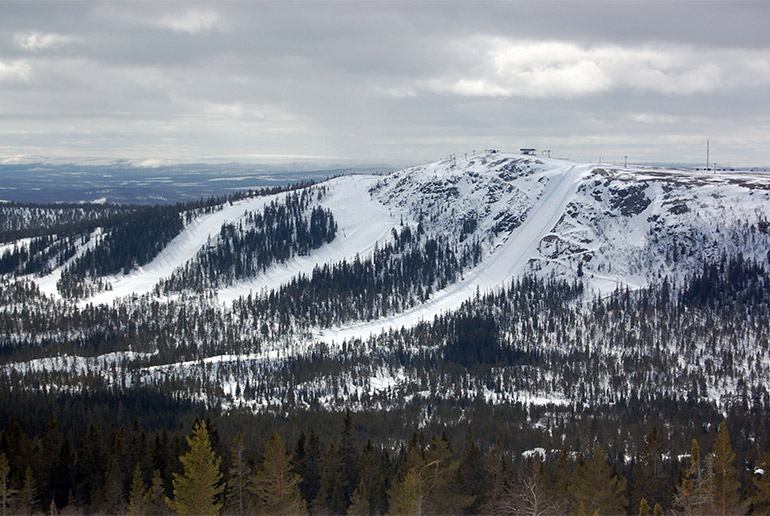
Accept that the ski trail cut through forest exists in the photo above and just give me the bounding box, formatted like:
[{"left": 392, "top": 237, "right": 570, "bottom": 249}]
[{"left": 315, "top": 163, "right": 589, "bottom": 344}]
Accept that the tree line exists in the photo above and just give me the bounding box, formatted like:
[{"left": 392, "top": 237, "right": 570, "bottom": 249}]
[{"left": 1, "top": 410, "right": 769, "bottom": 516}]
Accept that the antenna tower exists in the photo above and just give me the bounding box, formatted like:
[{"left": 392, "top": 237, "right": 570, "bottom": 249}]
[{"left": 706, "top": 139, "right": 710, "bottom": 171}]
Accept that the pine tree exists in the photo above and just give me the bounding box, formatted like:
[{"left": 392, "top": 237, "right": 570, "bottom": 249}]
[
  {"left": 102, "top": 453, "right": 126, "bottom": 514},
  {"left": 347, "top": 481, "right": 372, "bottom": 516},
  {"left": 674, "top": 438, "right": 712, "bottom": 515},
  {"left": 225, "top": 432, "right": 251, "bottom": 515},
  {"left": 638, "top": 497, "right": 650, "bottom": 516},
  {"left": 37, "top": 418, "right": 72, "bottom": 512},
  {"left": 297, "top": 430, "right": 321, "bottom": 505},
  {"left": 422, "top": 435, "right": 474, "bottom": 514},
  {"left": 166, "top": 422, "right": 224, "bottom": 516},
  {"left": 150, "top": 429, "right": 170, "bottom": 494},
  {"left": 632, "top": 425, "right": 667, "bottom": 510},
  {"left": 250, "top": 433, "right": 306, "bottom": 516},
  {"left": 145, "top": 469, "right": 170, "bottom": 516},
  {"left": 387, "top": 467, "right": 421, "bottom": 516},
  {"left": 52, "top": 438, "right": 73, "bottom": 512},
  {"left": 387, "top": 438, "right": 425, "bottom": 516},
  {"left": 73, "top": 422, "right": 105, "bottom": 509},
  {"left": 338, "top": 410, "right": 360, "bottom": 509},
  {"left": 373, "top": 450, "right": 392, "bottom": 515},
  {"left": 12, "top": 465, "right": 38, "bottom": 515},
  {"left": 710, "top": 421, "right": 744, "bottom": 516},
  {"left": 127, "top": 464, "right": 149, "bottom": 516},
  {"left": 481, "top": 438, "right": 510, "bottom": 507},
  {"left": 458, "top": 427, "right": 484, "bottom": 511},
  {"left": 348, "top": 439, "right": 386, "bottom": 516},
  {"left": 549, "top": 445, "right": 572, "bottom": 503},
  {"left": 568, "top": 444, "right": 627, "bottom": 515},
  {"left": 312, "top": 440, "right": 345, "bottom": 514},
  {"left": 0, "top": 453, "right": 17, "bottom": 516}
]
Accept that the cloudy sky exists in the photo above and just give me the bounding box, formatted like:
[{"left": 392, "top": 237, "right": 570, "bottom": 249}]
[{"left": 1, "top": 1, "right": 769, "bottom": 168}]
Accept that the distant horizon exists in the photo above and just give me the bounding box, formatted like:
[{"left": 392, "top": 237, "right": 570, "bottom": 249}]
[{"left": 2, "top": 148, "right": 769, "bottom": 172}]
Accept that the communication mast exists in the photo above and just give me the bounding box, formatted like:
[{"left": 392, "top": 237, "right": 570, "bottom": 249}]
[{"left": 706, "top": 139, "right": 710, "bottom": 172}]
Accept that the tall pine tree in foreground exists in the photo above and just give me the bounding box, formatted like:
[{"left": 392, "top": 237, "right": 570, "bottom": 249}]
[
  {"left": 127, "top": 464, "right": 149, "bottom": 516},
  {"left": 0, "top": 453, "right": 17, "bottom": 516},
  {"left": 146, "top": 469, "right": 170, "bottom": 516},
  {"left": 225, "top": 432, "right": 251, "bottom": 515},
  {"left": 250, "top": 433, "right": 306, "bottom": 516},
  {"left": 710, "top": 421, "right": 744, "bottom": 516},
  {"left": 568, "top": 444, "right": 627, "bottom": 515},
  {"left": 348, "top": 440, "right": 379, "bottom": 516},
  {"left": 12, "top": 465, "right": 38, "bottom": 515},
  {"left": 674, "top": 439, "right": 712, "bottom": 515},
  {"left": 166, "top": 422, "right": 224, "bottom": 516},
  {"left": 632, "top": 425, "right": 667, "bottom": 510}
]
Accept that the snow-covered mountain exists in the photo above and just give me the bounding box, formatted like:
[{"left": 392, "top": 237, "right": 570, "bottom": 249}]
[
  {"left": 24, "top": 151, "right": 770, "bottom": 332},
  {"left": 2, "top": 150, "right": 770, "bottom": 420}
]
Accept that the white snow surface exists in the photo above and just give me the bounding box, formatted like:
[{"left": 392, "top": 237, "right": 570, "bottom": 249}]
[
  {"left": 36, "top": 228, "right": 103, "bottom": 297},
  {"left": 30, "top": 174, "right": 399, "bottom": 307}
]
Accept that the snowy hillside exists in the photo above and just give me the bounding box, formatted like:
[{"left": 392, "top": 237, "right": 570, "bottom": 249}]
[
  {"left": 10, "top": 151, "right": 770, "bottom": 338},
  {"left": 2, "top": 150, "right": 770, "bottom": 422}
]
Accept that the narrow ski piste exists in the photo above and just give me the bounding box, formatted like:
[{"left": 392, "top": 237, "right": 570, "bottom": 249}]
[{"left": 315, "top": 162, "right": 592, "bottom": 344}]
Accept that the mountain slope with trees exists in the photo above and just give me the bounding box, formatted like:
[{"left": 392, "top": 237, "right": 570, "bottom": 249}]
[{"left": 0, "top": 151, "right": 769, "bottom": 514}]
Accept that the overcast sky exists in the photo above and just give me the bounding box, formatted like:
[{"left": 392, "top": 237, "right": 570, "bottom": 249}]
[{"left": 1, "top": 1, "right": 769, "bottom": 168}]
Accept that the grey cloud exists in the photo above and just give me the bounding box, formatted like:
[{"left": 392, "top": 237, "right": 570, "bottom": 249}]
[{"left": 0, "top": 1, "right": 768, "bottom": 167}]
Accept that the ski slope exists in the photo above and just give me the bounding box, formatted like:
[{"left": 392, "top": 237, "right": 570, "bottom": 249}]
[
  {"left": 37, "top": 174, "right": 399, "bottom": 306},
  {"left": 315, "top": 162, "right": 593, "bottom": 343},
  {"left": 35, "top": 152, "right": 591, "bottom": 344},
  {"left": 216, "top": 175, "right": 400, "bottom": 303},
  {"left": 81, "top": 195, "right": 281, "bottom": 305}
]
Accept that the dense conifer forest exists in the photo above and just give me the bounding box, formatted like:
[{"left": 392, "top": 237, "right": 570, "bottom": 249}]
[
  {"left": 0, "top": 402, "right": 769, "bottom": 515},
  {"left": 0, "top": 252, "right": 769, "bottom": 514}
]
